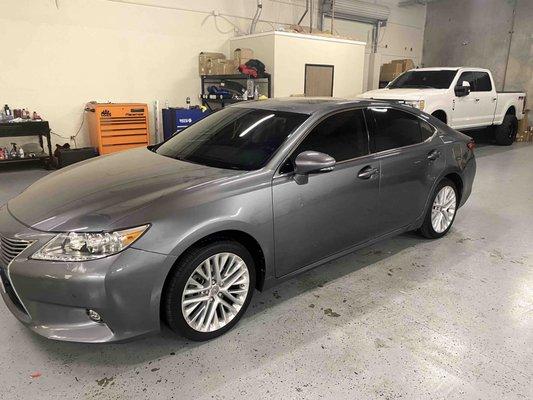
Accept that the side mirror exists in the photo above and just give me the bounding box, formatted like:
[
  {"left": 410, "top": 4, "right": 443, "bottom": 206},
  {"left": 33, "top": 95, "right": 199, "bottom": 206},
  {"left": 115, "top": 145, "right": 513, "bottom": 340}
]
[
  {"left": 294, "top": 151, "right": 336, "bottom": 185},
  {"left": 455, "top": 81, "right": 471, "bottom": 97}
]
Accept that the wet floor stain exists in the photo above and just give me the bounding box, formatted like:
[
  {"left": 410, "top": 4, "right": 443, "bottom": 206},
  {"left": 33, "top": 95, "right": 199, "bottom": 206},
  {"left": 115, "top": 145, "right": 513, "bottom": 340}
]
[
  {"left": 96, "top": 377, "right": 115, "bottom": 388},
  {"left": 374, "top": 338, "right": 390, "bottom": 349},
  {"left": 323, "top": 308, "right": 340, "bottom": 317}
]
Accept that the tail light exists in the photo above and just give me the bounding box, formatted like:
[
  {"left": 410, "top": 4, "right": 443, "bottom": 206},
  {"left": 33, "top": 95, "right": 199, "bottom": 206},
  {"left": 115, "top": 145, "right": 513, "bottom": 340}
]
[{"left": 467, "top": 140, "right": 476, "bottom": 151}]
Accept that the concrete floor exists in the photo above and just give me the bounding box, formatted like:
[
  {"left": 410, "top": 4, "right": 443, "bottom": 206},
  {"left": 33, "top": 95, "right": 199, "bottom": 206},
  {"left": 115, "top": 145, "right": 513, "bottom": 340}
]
[{"left": 0, "top": 144, "right": 531, "bottom": 400}]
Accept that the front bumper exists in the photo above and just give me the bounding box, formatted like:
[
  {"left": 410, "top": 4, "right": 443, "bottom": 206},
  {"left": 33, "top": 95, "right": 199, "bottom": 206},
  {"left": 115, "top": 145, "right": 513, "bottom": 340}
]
[{"left": 0, "top": 206, "right": 176, "bottom": 343}]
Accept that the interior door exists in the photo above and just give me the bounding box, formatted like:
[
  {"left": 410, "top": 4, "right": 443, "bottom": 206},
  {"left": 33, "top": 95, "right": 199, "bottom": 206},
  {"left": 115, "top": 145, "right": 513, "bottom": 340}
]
[
  {"left": 304, "top": 64, "right": 334, "bottom": 97},
  {"left": 272, "top": 109, "right": 379, "bottom": 277},
  {"left": 452, "top": 71, "right": 479, "bottom": 129},
  {"left": 367, "top": 107, "right": 446, "bottom": 235}
]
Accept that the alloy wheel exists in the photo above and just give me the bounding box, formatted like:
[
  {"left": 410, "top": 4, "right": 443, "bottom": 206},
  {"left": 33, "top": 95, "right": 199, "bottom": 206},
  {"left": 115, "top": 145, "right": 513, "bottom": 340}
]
[
  {"left": 181, "top": 252, "right": 250, "bottom": 333},
  {"left": 431, "top": 186, "right": 456, "bottom": 233}
]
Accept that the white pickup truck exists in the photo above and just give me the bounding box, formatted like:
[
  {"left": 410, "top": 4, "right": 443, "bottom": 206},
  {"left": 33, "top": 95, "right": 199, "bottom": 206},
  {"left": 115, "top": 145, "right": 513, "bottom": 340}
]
[{"left": 359, "top": 67, "right": 526, "bottom": 145}]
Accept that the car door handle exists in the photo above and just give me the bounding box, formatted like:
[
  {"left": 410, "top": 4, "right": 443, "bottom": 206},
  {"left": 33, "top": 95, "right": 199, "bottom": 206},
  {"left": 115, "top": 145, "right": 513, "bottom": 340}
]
[
  {"left": 474, "top": 98, "right": 480, "bottom": 102},
  {"left": 492, "top": 97, "right": 497, "bottom": 102},
  {"left": 357, "top": 166, "right": 379, "bottom": 179},
  {"left": 427, "top": 150, "right": 441, "bottom": 161}
]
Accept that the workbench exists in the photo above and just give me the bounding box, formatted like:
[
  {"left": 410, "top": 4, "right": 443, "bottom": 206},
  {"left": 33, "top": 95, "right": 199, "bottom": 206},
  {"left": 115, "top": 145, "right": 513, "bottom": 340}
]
[{"left": 0, "top": 121, "right": 53, "bottom": 169}]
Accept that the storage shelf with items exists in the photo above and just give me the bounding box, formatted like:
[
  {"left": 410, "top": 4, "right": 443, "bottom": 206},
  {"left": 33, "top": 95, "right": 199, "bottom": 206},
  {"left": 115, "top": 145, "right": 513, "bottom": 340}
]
[
  {"left": 0, "top": 121, "right": 53, "bottom": 168},
  {"left": 200, "top": 74, "right": 272, "bottom": 111}
]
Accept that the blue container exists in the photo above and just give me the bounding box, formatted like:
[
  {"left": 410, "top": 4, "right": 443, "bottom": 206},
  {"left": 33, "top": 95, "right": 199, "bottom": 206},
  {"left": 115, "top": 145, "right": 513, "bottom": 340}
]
[{"left": 162, "top": 108, "right": 208, "bottom": 140}]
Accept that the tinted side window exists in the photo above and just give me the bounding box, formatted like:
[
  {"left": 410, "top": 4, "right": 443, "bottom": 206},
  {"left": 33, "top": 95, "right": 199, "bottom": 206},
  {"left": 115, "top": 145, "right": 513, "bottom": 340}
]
[
  {"left": 457, "top": 71, "right": 476, "bottom": 90},
  {"left": 281, "top": 109, "right": 368, "bottom": 173},
  {"left": 370, "top": 108, "right": 422, "bottom": 152},
  {"left": 475, "top": 72, "right": 492, "bottom": 91},
  {"left": 420, "top": 120, "right": 436, "bottom": 141}
]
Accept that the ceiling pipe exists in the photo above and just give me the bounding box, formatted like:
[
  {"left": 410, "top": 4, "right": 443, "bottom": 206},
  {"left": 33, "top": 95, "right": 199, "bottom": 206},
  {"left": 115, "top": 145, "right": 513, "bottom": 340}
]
[
  {"left": 330, "top": 0, "right": 335, "bottom": 34},
  {"left": 249, "top": 0, "right": 263, "bottom": 34},
  {"left": 298, "top": 0, "right": 310, "bottom": 25}
]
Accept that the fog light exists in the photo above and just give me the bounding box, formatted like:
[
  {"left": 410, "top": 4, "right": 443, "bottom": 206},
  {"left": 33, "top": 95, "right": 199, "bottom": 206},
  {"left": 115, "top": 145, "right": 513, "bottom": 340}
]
[{"left": 87, "top": 309, "right": 103, "bottom": 323}]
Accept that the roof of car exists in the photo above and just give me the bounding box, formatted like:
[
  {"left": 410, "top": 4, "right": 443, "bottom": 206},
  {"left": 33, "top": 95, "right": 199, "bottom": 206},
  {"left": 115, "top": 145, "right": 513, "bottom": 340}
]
[{"left": 233, "top": 97, "right": 386, "bottom": 114}]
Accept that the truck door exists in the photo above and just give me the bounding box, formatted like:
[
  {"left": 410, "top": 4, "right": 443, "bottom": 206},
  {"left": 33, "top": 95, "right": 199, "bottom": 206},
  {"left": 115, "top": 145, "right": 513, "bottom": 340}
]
[
  {"left": 473, "top": 71, "right": 497, "bottom": 126},
  {"left": 452, "top": 71, "right": 478, "bottom": 129}
]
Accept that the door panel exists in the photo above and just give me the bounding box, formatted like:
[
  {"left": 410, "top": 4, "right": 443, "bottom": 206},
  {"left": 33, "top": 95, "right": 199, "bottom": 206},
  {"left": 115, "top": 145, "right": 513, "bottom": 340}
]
[
  {"left": 375, "top": 138, "right": 446, "bottom": 235},
  {"left": 273, "top": 108, "right": 377, "bottom": 277},
  {"left": 273, "top": 157, "right": 379, "bottom": 277},
  {"left": 366, "top": 107, "right": 445, "bottom": 235},
  {"left": 473, "top": 72, "right": 497, "bottom": 126},
  {"left": 453, "top": 71, "right": 478, "bottom": 129}
]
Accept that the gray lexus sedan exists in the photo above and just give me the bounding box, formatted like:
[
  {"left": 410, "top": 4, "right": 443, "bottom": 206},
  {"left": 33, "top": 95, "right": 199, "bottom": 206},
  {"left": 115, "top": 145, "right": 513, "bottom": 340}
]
[{"left": 0, "top": 98, "right": 475, "bottom": 343}]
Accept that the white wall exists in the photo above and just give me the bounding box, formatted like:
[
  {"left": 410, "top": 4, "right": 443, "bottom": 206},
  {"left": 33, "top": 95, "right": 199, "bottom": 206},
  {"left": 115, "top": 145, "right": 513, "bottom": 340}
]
[
  {"left": 231, "top": 32, "right": 366, "bottom": 98},
  {"left": 0, "top": 0, "right": 425, "bottom": 149},
  {"left": 324, "top": 1, "right": 426, "bottom": 90},
  {"left": 0, "top": 0, "right": 312, "bottom": 148}
]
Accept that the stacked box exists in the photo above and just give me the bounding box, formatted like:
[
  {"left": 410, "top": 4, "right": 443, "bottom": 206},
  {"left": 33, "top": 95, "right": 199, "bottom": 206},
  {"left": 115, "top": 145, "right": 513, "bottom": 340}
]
[
  {"left": 234, "top": 48, "right": 254, "bottom": 66},
  {"left": 199, "top": 52, "right": 239, "bottom": 75},
  {"left": 380, "top": 59, "right": 415, "bottom": 82}
]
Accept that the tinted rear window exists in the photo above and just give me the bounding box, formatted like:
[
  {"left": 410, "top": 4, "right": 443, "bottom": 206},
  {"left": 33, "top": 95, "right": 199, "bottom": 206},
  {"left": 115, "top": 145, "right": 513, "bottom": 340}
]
[{"left": 369, "top": 108, "right": 423, "bottom": 152}]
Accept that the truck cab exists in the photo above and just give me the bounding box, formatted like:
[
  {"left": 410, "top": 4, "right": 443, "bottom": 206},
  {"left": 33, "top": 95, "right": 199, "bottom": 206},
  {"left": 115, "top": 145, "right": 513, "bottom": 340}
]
[{"left": 359, "top": 67, "right": 526, "bottom": 145}]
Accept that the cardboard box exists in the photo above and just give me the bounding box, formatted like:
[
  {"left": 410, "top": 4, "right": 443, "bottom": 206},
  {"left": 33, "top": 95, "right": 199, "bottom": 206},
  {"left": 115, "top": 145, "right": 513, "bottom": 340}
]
[
  {"left": 392, "top": 59, "right": 415, "bottom": 71},
  {"left": 379, "top": 59, "right": 415, "bottom": 82},
  {"left": 204, "top": 59, "right": 239, "bottom": 75},
  {"left": 234, "top": 48, "right": 254, "bottom": 65},
  {"left": 199, "top": 52, "right": 225, "bottom": 75},
  {"left": 516, "top": 110, "right": 531, "bottom": 142}
]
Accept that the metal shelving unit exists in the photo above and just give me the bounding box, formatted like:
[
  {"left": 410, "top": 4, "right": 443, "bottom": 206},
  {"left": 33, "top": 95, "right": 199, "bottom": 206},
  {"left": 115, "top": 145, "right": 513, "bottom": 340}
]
[
  {"left": 200, "top": 73, "right": 272, "bottom": 111},
  {"left": 0, "top": 121, "right": 53, "bottom": 169}
]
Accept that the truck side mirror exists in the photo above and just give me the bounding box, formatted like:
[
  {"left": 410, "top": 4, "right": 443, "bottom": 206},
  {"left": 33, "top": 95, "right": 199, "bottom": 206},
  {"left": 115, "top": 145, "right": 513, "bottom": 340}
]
[{"left": 455, "top": 81, "right": 471, "bottom": 97}]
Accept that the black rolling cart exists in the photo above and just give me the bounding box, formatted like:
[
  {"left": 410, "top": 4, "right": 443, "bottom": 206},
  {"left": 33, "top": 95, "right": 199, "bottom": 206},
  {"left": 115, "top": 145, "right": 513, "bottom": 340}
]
[
  {"left": 0, "top": 121, "right": 54, "bottom": 169},
  {"left": 200, "top": 73, "right": 272, "bottom": 111}
]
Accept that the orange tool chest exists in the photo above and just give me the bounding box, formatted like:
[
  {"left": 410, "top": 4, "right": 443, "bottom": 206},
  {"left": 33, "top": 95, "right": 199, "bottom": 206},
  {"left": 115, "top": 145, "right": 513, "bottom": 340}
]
[{"left": 86, "top": 102, "right": 149, "bottom": 155}]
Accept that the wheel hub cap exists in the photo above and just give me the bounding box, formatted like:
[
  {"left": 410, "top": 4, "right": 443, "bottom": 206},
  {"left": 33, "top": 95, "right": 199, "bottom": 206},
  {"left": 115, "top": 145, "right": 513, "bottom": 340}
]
[
  {"left": 181, "top": 252, "right": 250, "bottom": 333},
  {"left": 431, "top": 186, "right": 457, "bottom": 233}
]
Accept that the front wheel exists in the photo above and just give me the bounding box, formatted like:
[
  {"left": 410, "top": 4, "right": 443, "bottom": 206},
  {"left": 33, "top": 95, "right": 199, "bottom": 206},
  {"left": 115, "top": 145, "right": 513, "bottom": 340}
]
[
  {"left": 164, "top": 241, "right": 255, "bottom": 341},
  {"left": 420, "top": 178, "right": 458, "bottom": 239},
  {"left": 494, "top": 114, "right": 518, "bottom": 146}
]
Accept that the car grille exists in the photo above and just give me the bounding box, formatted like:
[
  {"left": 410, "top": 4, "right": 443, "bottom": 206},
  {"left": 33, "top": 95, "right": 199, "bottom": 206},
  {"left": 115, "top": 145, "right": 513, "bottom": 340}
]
[
  {"left": 0, "top": 267, "right": 27, "bottom": 314},
  {"left": 0, "top": 235, "right": 32, "bottom": 316},
  {"left": 0, "top": 235, "right": 32, "bottom": 267}
]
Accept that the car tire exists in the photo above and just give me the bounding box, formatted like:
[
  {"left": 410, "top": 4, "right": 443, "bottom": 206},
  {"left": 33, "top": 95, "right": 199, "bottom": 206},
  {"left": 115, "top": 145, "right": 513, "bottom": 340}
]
[
  {"left": 494, "top": 114, "right": 518, "bottom": 146},
  {"left": 164, "top": 240, "right": 255, "bottom": 341},
  {"left": 420, "top": 178, "right": 458, "bottom": 239}
]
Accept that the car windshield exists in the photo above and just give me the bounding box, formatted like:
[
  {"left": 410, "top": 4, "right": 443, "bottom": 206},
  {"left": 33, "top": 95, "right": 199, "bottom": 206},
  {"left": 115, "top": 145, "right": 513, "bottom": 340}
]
[
  {"left": 155, "top": 107, "right": 308, "bottom": 171},
  {"left": 389, "top": 70, "right": 458, "bottom": 89}
]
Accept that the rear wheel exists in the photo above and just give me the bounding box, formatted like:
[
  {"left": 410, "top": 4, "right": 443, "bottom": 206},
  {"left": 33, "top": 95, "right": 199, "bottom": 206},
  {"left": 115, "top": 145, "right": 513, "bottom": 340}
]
[
  {"left": 164, "top": 241, "right": 255, "bottom": 341},
  {"left": 494, "top": 114, "right": 518, "bottom": 146},
  {"left": 420, "top": 178, "right": 458, "bottom": 239}
]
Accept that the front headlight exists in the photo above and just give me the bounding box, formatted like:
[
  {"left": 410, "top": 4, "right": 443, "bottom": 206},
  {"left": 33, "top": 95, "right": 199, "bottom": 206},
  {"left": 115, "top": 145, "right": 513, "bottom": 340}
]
[
  {"left": 32, "top": 225, "right": 149, "bottom": 261},
  {"left": 403, "top": 100, "right": 425, "bottom": 110}
]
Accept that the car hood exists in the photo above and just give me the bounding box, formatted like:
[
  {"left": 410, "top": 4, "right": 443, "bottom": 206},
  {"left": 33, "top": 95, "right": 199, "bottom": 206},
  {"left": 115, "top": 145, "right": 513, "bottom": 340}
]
[
  {"left": 8, "top": 148, "right": 242, "bottom": 232},
  {"left": 359, "top": 88, "right": 447, "bottom": 100}
]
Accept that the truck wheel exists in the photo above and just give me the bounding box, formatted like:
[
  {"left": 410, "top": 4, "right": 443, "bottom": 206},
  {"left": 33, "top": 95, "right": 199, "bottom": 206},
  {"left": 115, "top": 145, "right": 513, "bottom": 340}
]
[{"left": 494, "top": 114, "right": 518, "bottom": 146}]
